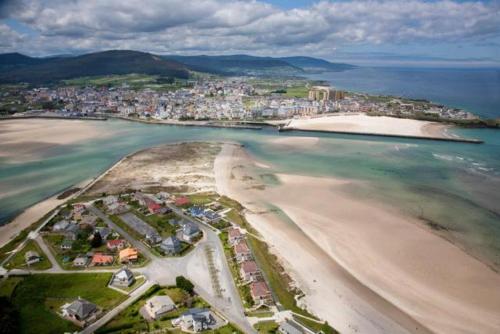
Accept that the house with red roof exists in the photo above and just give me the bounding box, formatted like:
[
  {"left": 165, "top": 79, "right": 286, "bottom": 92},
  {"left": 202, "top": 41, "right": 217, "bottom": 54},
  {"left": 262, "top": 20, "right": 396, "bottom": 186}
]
[
  {"left": 107, "top": 239, "right": 126, "bottom": 251},
  {"left": 175, "top": 196, "right": 190, "bottom": 207},
  {"left": 91, "top": 253, "right": 114, "bottom": 266},
  {"left": 228, "top": 228, "right": 244, "bottom": 245},
  {"left": 240, "top": 260, "right": 260, "bottom": 282},
  {"left": 250, "top": 281, "right": 272, "bottom": 305},
  {"left": 234, "top": 240, "right": 252, "bottom": 263}
]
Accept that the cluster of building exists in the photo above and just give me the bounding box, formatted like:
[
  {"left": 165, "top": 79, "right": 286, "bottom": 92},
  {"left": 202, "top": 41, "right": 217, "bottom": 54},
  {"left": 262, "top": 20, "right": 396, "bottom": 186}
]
[
  {"left": 228, "top": 227, "right": 273, "bottom": 307},
  {"left": 46, "top": 203, "right": 140, "bottom": 267},
  {"left": 13, "top": 77, "right": 479, "bottom": 122}
]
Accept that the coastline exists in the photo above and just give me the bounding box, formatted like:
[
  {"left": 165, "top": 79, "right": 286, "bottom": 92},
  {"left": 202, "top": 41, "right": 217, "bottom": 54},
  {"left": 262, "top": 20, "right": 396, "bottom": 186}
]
[
  {"left": 0, "top": 151, "right": 132, "bottom": 248},
  {"left": 214, "top": 143, "right": 500, "bottom": 334}
]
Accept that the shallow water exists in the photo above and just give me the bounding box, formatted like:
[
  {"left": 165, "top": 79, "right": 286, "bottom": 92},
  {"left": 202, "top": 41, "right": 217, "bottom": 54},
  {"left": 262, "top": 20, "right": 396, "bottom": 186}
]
[{"left": 1, "top": 119, "right": 499, "bottom": 269}]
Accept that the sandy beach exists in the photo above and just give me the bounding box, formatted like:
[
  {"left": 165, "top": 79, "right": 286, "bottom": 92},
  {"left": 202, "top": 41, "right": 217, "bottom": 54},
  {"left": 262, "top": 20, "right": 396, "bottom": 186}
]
[
  {"left": 0, "top": 119, "right": 113, "bottom": 163},
  {"left": 285, "top": 114, "right": 451, "bottom": 139},
  {"left": 215, "top": 143, "right": 500, "bottom": 334}
]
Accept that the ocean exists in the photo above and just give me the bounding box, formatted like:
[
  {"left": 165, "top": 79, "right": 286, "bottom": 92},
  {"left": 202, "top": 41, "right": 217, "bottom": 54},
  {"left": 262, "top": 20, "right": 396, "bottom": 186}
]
[
  {"left": 1, "top": 66, "right": 500, "bottom": 269},
  {"left": 306, "top": 67, "right": 500, "bottom": 119}
]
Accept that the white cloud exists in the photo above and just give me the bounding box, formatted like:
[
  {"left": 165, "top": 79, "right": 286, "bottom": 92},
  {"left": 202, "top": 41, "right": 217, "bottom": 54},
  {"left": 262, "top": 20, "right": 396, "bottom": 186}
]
[{"left": 1, "top": 0, "right": 499, "bottom": 58}]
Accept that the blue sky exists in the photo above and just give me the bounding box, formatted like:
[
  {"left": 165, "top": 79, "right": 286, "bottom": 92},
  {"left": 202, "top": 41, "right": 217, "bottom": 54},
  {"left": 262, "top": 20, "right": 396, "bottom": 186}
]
[{"left": 1, "top": 0, "right": 499, "bottom": 67}]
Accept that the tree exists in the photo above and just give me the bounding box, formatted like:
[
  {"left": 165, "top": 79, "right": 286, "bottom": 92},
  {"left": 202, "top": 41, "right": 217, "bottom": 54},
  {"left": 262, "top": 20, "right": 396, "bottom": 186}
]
[
  {"left": 0, "top": 297, "right": 20, "bottom": 334},
  {"left": 90, "top": 231, "right": 102, "bottom": 248},
  {"left": 176, "top": 276, "right": 194, "bottom": 294}
]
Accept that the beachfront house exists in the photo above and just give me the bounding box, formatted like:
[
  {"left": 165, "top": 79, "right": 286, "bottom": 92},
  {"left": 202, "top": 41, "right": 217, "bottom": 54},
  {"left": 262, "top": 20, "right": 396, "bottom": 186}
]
[
  {"left": 250, "top": 281, "right": 272, "bottom": 305},
  {"left": 172, "top": 308, "right": 215, "bottom": 332},
  {"left": 228, "top": 228, "right": 244, "bottom": 245},
  {"left": 240, "top": 260, "right": 260, "bottom": 282},
  {"left": 160, "top": 236, "right": 182, "bottom": 255},
  {"left": 234, "top": 241, "right": 252, "bottom": 263},
  {"left": 24, "top": 251, "right": 41, "bottom": 265},
  {"left": 61, "top": 298, "right": 99, "bottom": 327},
  {"left": 53, "top": 219, "right": 70, "bottom": 232},
  {"left": 111, "top": 267, "right": 135, "bottom": 287},
  {"left": 143, "top": 295, "right": 176, "bottom": 320},
  {"left": 182, "top": 222, "right": 201, "bottom": 242}
]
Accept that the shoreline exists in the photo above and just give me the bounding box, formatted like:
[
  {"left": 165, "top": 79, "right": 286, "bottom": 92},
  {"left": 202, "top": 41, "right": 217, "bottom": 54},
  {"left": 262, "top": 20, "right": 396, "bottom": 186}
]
[
  {"left": 0, "top": 151, "right": 133, "bottom": 248},
  {"left": 281, "top": 114, "right": 483, "bottom": 143},
  {"left": 214, "top": 143, "right": 500, "bottom": 334}
]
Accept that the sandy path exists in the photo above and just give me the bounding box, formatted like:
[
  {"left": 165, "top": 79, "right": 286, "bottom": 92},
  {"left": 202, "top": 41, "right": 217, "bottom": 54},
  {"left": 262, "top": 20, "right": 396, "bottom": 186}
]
[
  {"left": 214, "top": 143, "right": 500, "bottom": 334},
  {"left": 286, "top": 114, "right": 452, "bottom": 138}
]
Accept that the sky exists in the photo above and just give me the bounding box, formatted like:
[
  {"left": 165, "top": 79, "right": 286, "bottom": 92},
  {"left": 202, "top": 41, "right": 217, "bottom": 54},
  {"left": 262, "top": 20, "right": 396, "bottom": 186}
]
[{"left": 0, "top": 0, "right": 499, "bottom": 67}]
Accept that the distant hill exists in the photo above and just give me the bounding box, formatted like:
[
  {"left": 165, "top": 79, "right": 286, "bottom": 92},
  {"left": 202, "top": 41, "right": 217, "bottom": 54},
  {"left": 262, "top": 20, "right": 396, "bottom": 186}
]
[
  {"left": 163, "top": 54, "right": 304, "bottom": 76},
  {"left": 0, "top": 50, "right": 189, "bottom": 84},
  {"left": 279, "top": 56, "right": 356, "bottom": 73},
  {"left": 0, "top": 50, "right": 356, "bottom": 84}
]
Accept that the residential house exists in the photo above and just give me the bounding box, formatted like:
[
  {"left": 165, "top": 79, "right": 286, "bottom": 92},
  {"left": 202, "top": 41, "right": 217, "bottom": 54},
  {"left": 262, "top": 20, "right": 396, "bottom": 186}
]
[
  {"left": 95, "top": 227, "right": 112, "bottom": 240},
  {"left": 107, "top": 201, "right": 129, "bottom": 215},
  {"left": 107, "top": 239, "right": 126, "bottom": 251},
  {"left": 60, "top": 239, "right": 74, "bottom": 250},
  {"left": 174, "top": 196, "right": 190, "bottom": 206},
  {"left": 91, "top": 253, "right": 114, "bottom": 266},
  {"left": 234, "top": 241, "right": 252, "bottom": 263},
  {"left": 172, "top": 308, "right": 215, "bottom": 332},
  {"left": 61, "top": 298, "right": 99, "bottom": 327},
  {"left": 160, "top": 236, "right": 182, "bottom": 255},
  {"left": 103, "top": 195, "right": 119, "bottom": 207},
  {"left": 182, "top": 222, "right": 201, "bottom": 242},
  {"left": 147, "top": 201, "right": 163, "bottom": 215},
  {"left": 249, "top": 281, "right": 272, "bottom": 305},
  {"left": 240, "top": 260, "right": 260, "bottom": 282},
  {"left": 145, "top": 232, "right": 162, "bottom": 245},
  {"left": 228, "top": 228, "right": 243, "bottom": 245},
  {"left": 111, "top": 267, "right": 135, "bottom": 287},
  {"left": 143, "top": 295, "right": 176, "bottom": 320},
  {"left": 119, "top": 248, "right": 138, "bottom": 263},
  {"left": 73, "top": 256, "right": 90, "bottom": 267},
  {"left": 24, "top": 251, "right": 41, "bottom": 265},
  {"left": 79, "top": 214, "right": 98, "bottom": 228},
  {"left": 63, "top": 223, "right": 80, "bottom": 241},
  {"left": 53, "top": 219, "right": 70, "bottom": 232}
]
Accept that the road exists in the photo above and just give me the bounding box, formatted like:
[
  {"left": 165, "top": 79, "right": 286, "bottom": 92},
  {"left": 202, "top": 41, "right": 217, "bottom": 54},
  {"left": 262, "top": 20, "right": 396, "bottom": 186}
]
[{"left": 90, "top": 205, "right": 256, "bottom": 334}]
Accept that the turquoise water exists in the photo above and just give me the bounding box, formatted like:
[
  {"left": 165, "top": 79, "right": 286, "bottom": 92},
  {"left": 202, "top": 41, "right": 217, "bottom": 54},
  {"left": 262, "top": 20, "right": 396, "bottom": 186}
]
[
  {"left": 1, "top": 119, "right": 500, "bottom": 269},
  {"left": 307, "top": 67, "right": 500, "bottom": 119}
]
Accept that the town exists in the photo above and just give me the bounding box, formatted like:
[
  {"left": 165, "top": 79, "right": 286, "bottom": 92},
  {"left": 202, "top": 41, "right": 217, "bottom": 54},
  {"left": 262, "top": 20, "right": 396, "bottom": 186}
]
[{"left": 1, "top": 75, "right": 477, "bottom": 122}]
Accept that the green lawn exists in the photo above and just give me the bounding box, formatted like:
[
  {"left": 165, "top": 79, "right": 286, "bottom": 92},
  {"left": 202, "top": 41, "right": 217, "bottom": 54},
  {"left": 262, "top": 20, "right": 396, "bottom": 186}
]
[
  {"left": 7, "top": 273, "right": 126, "bottom": 334},
  {"left": 254, "top": 320, "right": 279, "bottom": 334},
  {"left": 0, "top": 277, "right": 23, "bottom": 298},
  {"left": 187, "top": 192, "right": 217, "bottom": 205},
  {"left": 135, "top": 210, "right": 178, "bottom": 238},
  {"left": 4, "top": 240, "right": 52, "bottom": 270},
  {"left": 284, "top": 86, "right": 309, "bottom": 98}
]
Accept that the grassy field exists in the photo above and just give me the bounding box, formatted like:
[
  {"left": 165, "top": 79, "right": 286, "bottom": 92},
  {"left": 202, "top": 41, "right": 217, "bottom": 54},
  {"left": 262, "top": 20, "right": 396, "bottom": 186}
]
[
  {"left": 5, "top": 273, "right": 126, "bottom": 334},
  {"left": 284, "top": 86, "right": 309, "bottom": 98},
  {"left": 62, "top": 74, "right": 191, "bottom": 91},
  {"left": 0, "top": 277, "right": 23, "bottom": 298},
  {"left": 254, "top": 320, "right": 279, "bottom": 333},
  {"left": 3, "top": 240, "right": 52, "bottom": 270}
]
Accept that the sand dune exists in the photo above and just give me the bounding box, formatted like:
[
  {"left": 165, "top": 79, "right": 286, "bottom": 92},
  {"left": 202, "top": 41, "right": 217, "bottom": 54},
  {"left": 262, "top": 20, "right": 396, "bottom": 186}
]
[
  {"left": 215, "top": 143, "right": 500, "bottom": 334},
  {"left": 286, "top": 114, "right": 451, "bottom": 138}
]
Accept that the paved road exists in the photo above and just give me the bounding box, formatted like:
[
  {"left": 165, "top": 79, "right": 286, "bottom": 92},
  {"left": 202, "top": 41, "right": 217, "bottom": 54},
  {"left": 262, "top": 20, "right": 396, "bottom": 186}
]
[
  {"left": 34, "top": 235, "right": 62, "bottom": 271},
  {"left": 89, "top": 205, "right": 256, "bottom": 334}
]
